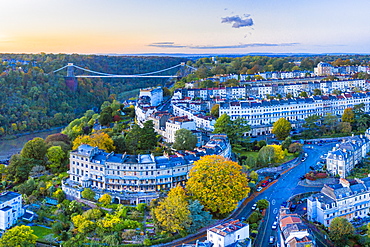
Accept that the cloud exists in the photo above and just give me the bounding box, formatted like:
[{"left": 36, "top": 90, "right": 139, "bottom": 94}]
[
  {"left": 147, "top": 42, "right": 186, "bottom": 48},
  {"left": 221, "top": 15, "right": 253, "bottom": 28},
  {"left": 148, "top": 42, "right": 299, "bottom": 49}
]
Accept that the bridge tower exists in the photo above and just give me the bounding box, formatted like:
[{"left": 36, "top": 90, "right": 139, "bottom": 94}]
[{"left": 65, "top": 63, "right": 78, "bottom": 91}]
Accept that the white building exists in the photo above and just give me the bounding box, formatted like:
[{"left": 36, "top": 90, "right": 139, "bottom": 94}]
[
  {"left": 326, "top": 134, "right": 370, "bottom": 178},
  {"left": 219, "top": 92, "right": 370, "bottom": 127},
  {"left": 139, "top": 87, "right": 163, "bottom": 107},
  {"left": 207, "top": 219, "right": 251, "bottom": 247},
  {"left": 307, "top": 177, "right": 370, "bottom": 227},
  {"left": 314, "top": 62, "right": 334, "bottom": 76},
  {"left": 165, "top": 116, "right": 196, "bottom": 143},
  {"left": 0, "top": 192, "right": 24, "bottom": 230},
  {"left": 278, "top": 208, "right": 315, "bottom": 247}
]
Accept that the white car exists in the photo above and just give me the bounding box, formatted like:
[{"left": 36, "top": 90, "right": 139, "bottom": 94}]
[
  {"left": 251, "top": 203, "right": 257, "bottom": 210},
  {"left": 269, "top": 236, "right": 275, "bottom": 244},
  {"left": 272, "top": 221, "right": 278, "bottom": 230},
  {"left": 256, "top": 186, "right": 262, "bottom": 192}
]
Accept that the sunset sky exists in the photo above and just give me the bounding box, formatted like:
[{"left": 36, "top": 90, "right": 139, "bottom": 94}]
[{"left": 1, "top": 0, "right": 369, "bottom": 54}]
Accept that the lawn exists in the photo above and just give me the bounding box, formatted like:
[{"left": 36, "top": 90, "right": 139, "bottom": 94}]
[{"left": 30, "top": 225, "right": 53, "bottom": 239}]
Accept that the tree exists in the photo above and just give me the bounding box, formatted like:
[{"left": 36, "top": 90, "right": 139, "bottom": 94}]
[
  {"left": 270, "top": 145, "right": 285, "bottom": 163},
  {"left": 256, "top": 199, "right": 269, "bottom": 210},
  {"left": 46, "top": 146, "right": 65, "bottom": 172},
  {"left": 53, "top": 189, "right": 66, "bottom": 203},
  {"left": 81, "top": 188, "right": 96, "bottom": 201},
  {"left": 125, "top": 124, "right": 141, "bottom": 153},
  {"left": 152, "top": 186, "right": 191, "bottom": 235},
  {"left": 99, "top": 106, "right": 113, "bottom": 126},
  {"left": 7, "top": 154, "right": 34, "bottom": 183},
  {"left": 187, "top": 200, "right": 212, "bottom": 234},
  {"left": 210, "top": 104, "right": 219, "bottom": 118},
  {"left": 186, "top": 155, "right": 249, "bottom": 216},
  {"left": 213, "top": 114, "right": 250, "bottom": 145},
  {"left": 257, "top": 146, "right": 275, "bottom": 166},
  {"left": 21, "top": 137, "right": 47, "bottom": 162},
  {"left": 173, "top": 129, "right": 198, "bottom": 151},
  {"left": 337, "top": 122, "right": 352, "bottom": 134},
  {"left": 342, "top": 108, "right": 355, "bottom": 123},
  {"left": 289, "top": 143, "right": 303, "bottom": 153},
  {"left": 299, "top": 91, "right": 308, "bottom": 97},
  {"left": 272, "top": 118, "right": 291, "bottom": 140},
  {"left": 323, "top": 113, "right": 338, "bottom": 134},
  {"left": 73, "top": 132, "right": 115, "bottom": 152},
  {"left": 313, "top": 89, "right": 322, "bottom": 95},
  {"left": 0, "top": 225, "right": 37, "bottom": 247},
  {"left": 249, "top": 170, "right": 258, "bottom": 181},
  {"left": 112, "top": 135, "right": 126, "bottom": 153},
  {"left": 329, "top": 217, "right": 354, "bottom": 245},
  {"left": 139, "top": 120, "right": 158, "bottom": 151},
  {"left": 281, "top": 136, "right": 292, "bottom": 151},
  {"left": 99, "top": 193, "right": 112, "bottom": 206}
]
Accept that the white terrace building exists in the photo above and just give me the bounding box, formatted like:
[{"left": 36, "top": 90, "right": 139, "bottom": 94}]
[
  {"left": 219, "top": 92, "right": 370, "bottom": 127},
  {"left": 307, "top": 177, "right": 370, "bottom": 227},
  {"left": 0, "top": 192, "right": 24, "bottom": 230}
]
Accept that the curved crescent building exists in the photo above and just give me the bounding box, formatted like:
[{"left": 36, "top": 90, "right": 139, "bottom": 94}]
[{"left": 62, "top": 134, "right": 231, "bottom": 205}]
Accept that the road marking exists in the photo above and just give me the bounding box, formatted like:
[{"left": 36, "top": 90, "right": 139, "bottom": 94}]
[
  {"left": 272, "top": 199, "right": 276, "bottom": 205},
  {"left": 273, "top": 208, "right": 278, "bottom": 214}
]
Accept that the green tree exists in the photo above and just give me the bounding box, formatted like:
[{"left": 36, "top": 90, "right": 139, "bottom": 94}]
[
  {"left": 187, "top": 200, "right": 213, "bottom": 234},
  {"left": 210, "top": 104, "right": 220, "bottom": 118},
  {"left": 329, "top": 217, "right": 354, "bottom": 246},
  {"left": 139, "top": 120, "right": 158, "bottom": 151},
  {"left": 46, "top": 146, "right": 65, "bottom": 172},
  {"left": 323, "top": 113, "right": 339, "bottom": 134},
  {"left": 81, "top": 188, "right": 96, "bottom": 201},
  {"left": 288, "top": 143, "right": 303, "bottom": 153},
  {"left": 99, "top": 193, "right": 112, "bottom": 206},
  {"left": 152, "top": 186, "right": 191, "bottom": 235},
  {"left": 256, "top": 199, "right": 269, "bottom": 210},
  {"left": 125, "top": 124, "right": 141, "bottom": 153},
  {"left": 299, "top": 91, "right": 308, "bottom": 97},
  {"left": 337, "top": 122, "right": 352, "bottom": 134},
  {"left": 7, "top": 154, "right": 34, "bottom": 183},
  {"left": 213, "top": 114, "right": 250, "bottom": 146},
  {"left": 313, "top": 89, "right": 322, "bottom": 95},
  {"left": 173, "top": 129, "right": 198, "bottom": 151},
  {"left": 186, "top": 155, "right": 249, "bottom": 216},
  {"left": 0, "top": 225, "right": 37, "bottom": 247},
  {"left": 257, "top": 146, "right": 275, "bottom": 166},
  {"left": 281, "top": 136, "right": 292, "bottom": 151},
  {"left": 112, "top": 135, "right": 126, "bottom": 153},
  {"left": 53, "top": 189, "right": 66, "bottom": 203},
  {"left": 342, "top": 108, "right": 355, "bottom": 123},
  {"left": 21, "top": 137, "right": 47, "bottom": 162},
  {"left": 272, "top": 118, "right": 291, "bottom": 140}
]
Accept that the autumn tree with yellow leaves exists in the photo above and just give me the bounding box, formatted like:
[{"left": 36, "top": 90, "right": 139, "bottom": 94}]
[
  {"left": 152, "top": 186, "right": 192, "bottom": 235},
  {"left": 186, "top": 155, "right": 249, "bottom": 216},
  {"left": 72, "top": 131, "right": 115, "bottom": 152}
]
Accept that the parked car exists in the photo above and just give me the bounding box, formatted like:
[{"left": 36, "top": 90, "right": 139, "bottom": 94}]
[
  {"left": 256, "top": 186, "right": 262, "bottom": 192},
  {"left": 251, "top": 203, "right": 257, "bottom": 210},
  {"left": 301, "top": 157, "right": 306, "bottom": 162},
  {"left": 290, "top": 204, "right": 297, "bottom": 211},
  {"left": 269, "top": 236, "right": 275, "bottom": 244},
  {"left": 261, "top": 180, "right": 269, "bottom": 187},
  {"left": 272, "top": 221, "right": 278, "bottom": 230}
]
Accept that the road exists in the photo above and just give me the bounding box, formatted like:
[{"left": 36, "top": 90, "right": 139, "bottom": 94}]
[
  {"left": 158, "top": 142, "right": 336, "bottom": 247},
  {"left": 252, "top": 142, "right": 335, "bottom": 247}
]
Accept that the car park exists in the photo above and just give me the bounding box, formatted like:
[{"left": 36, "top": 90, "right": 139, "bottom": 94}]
[
  {"left": 251, "top": 203, "right": 257, "bottom": 210},
  {"left": 256, "top": 186, "right": 262, "bottom": 192}
]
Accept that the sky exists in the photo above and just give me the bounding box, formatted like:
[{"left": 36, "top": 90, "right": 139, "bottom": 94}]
[{"left": 1, "top": 0, "right": 369, "bottom": 55}]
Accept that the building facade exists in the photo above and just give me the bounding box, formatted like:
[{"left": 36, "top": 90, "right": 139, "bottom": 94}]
[
  {"left": 139, "top": 87, "right": 163, "bottom": 107},
  {"left": 219, "top": 92, "right": 370, "bottom": 127},
  {"left": 307, "top": 177, "right": 370, "bottom": 226},
  {"left": 207, "top": 219, "right": 251, "bottom": 247},
  {"left": 0, "top": 192, "right": 24, "bottom": 230},
  {"left": 63, "top": 134, "right": 231, "bottom": 205},
  {"left": 326, "top": 134, "right": 370, "bottom": 178},
  {"left": 278, "top": 208, "right": 315, "bottom": 247}
]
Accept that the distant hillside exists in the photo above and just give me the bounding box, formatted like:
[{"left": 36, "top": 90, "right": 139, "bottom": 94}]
[{"left": 0, "top": 54, "right": 188, "bottom": 136}]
